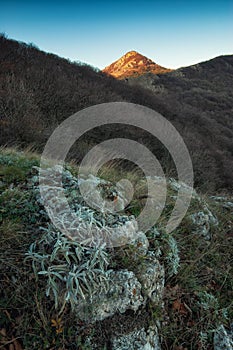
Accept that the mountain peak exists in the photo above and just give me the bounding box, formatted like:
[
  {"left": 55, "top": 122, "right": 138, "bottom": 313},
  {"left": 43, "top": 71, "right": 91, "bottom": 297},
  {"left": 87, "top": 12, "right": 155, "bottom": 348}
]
[
  {"left": 125, "top": 50, "right": 140, "bottom": 56},
  {"left": 102, "top": 51, "right": 172, "bottom": 79}
]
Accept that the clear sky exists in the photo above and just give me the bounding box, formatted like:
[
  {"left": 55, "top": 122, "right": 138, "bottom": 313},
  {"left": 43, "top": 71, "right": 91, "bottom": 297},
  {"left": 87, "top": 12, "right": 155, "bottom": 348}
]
[{"left": 0, "top": 0, "right": 232, "bottom": 69}]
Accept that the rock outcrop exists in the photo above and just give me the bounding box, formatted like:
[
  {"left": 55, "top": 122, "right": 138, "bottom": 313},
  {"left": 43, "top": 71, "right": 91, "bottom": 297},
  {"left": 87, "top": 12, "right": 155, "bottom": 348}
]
[
  {"left": 24, "top": 164, "right": 232, "bottom": 349},
  {"left": 214, "top": 324, "right": 233, "bottom": 350}
]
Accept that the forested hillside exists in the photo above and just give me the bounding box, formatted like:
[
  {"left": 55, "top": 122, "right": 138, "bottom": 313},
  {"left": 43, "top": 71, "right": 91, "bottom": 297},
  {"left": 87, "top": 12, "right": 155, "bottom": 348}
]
[{"left": 0, "top": 34, "right": 232, "bottom": 192}]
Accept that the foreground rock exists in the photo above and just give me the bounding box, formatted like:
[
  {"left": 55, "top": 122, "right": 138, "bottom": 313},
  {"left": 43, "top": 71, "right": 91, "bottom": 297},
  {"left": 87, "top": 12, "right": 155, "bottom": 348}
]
[
  {"left": 77, "top": 270, "right": 144, "bottom": 322},
  {"left": 111, "top": 325, "right": 161, "bottom": 350},
  {"left": 26, "top": 164, "right": 231, "bottom": 349},
  {"left": 214, "top": 325, "right": 233, "bottom": 350}
]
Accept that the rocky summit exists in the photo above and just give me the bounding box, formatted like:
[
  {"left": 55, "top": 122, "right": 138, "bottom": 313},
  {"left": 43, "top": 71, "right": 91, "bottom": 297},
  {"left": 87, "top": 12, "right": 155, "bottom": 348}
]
[{"left": 102, "top": 50, "right": 172, "bottom": 79}]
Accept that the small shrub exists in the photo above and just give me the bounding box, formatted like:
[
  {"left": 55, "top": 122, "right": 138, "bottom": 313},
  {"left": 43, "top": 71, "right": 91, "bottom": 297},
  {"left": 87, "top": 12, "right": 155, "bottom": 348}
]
[{"left": 25, "top": 226, "right": 110, "bottom": 312}]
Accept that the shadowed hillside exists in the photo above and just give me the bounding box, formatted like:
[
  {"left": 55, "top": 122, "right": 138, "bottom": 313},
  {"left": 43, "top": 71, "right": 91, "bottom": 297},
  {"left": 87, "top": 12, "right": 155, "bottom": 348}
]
[
  {"left": 0, "top": 34, "right": 233, "bottom": 192},
  {"left": 126, "top": 56, "right": 233, "bottom": 191}
]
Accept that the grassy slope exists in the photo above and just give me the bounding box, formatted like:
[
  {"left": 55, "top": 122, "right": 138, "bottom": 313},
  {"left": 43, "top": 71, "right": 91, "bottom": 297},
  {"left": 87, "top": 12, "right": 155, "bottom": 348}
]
[{"left": 0, "top": 148, "right": 232, "bottom": 349}]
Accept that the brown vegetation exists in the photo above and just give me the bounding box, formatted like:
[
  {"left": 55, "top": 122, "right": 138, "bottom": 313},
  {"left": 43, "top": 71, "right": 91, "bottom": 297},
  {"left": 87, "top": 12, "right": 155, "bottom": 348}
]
[{"left": 0, "top": 34, "right": 233, "bottom": 192}]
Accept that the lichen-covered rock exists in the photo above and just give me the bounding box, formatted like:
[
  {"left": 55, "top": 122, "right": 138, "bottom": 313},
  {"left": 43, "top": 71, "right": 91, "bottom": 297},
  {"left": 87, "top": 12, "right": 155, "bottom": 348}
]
[
  {"left": 210, "top": 196, "right": 233, "bottom": 210},
  {"left": 112, "top": 325, "right": 161, "bottom": 350},
  {"left": 188, "top": 196, "right": 218, "bottom": 241},
  {"left": 190, "top": 207, "right": 218, "bottom": 240},
  {"left": 168, "top": 177, "right": 196, "bottom": 196},
  {"left": 30, "top": 165, "right": 228, "bottom": 350},
  {"left": 32, "top": 166, "right": 141, "bottom": 246},
  {"left": 128, "top": 231, "right": 149, "bottom": 257},
  {"left": 191, "top": 211, "right": 212, "bottom": 239},
  {"left": 214, "top": 324, "right": 233, "bottom": 350},
  {"left": 77, "top": 270, "right": 144, "bottom": 322},
  {"left": 164, "top": 177, "right": 219, "bottom": 241},
  {"left": 135, "top": 259, "right": 164, "bottom": 304},
  {"left": 78, "top": 174, "right": 131, "bottom": 212}
]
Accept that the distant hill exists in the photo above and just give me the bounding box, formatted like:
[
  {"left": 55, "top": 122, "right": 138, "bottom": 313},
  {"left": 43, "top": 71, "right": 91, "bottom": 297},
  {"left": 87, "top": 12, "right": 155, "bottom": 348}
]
[
  {"left": 126, "top": 55, "right": 233, "bottom": 191},
  {"left": 0, "top": 34, "right": 233, "bottom": 192},
  {"left": 128, "top": 54, "right": 233, "bottom": 93},
  {"left": 102, "top": 50, "right": 172, "bottom": 79}
]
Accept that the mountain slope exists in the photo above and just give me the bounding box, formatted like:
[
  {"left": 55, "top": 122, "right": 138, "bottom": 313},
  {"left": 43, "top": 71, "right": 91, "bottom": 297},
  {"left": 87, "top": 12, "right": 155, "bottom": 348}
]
[
  {"left": 129, "top": 54, "right": 233, "bottom": 92},
  {"left": 0, "top": 34, "right": 233, "bottom": 192},
  {"left": 126, "top": 54, "right": 233, "bottom": 190},
  {"left": 102, "top": 50, "right": 172, "bottom": 79}
]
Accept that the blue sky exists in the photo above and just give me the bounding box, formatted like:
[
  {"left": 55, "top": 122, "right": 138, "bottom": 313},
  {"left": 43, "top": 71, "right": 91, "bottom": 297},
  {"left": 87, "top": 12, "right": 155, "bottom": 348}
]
[{"left": 0, "top": 0, "right": 232, "bottom": 69}]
